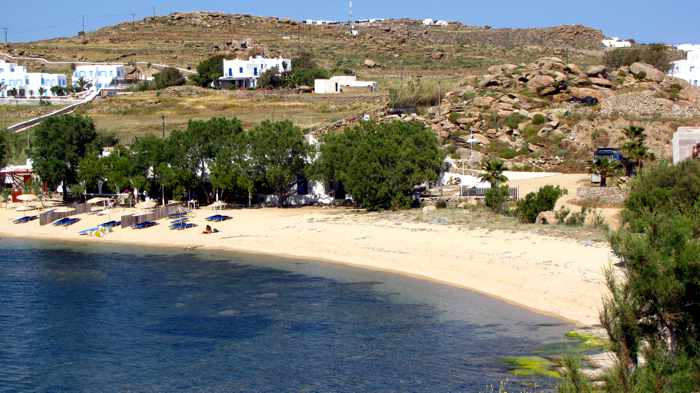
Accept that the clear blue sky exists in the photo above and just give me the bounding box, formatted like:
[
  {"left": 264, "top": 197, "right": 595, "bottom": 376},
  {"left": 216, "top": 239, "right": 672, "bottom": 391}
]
[{"left": 2, "top": 0, "right": 698, "bottom": 44}]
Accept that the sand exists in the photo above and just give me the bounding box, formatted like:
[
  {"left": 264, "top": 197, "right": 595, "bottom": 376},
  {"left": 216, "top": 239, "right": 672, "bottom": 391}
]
[{"left": 0, "top": 200, "right": 615, "bottom": 327}]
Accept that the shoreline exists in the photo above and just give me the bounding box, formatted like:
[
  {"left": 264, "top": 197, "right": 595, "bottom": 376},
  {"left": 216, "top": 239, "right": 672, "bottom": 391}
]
[{"left": 0, "top": 206, "right": 613, "bottom": 327}]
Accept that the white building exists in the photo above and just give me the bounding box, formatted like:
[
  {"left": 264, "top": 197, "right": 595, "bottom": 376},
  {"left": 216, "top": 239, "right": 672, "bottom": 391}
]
[
  {"left": 422, "top": 18, "right": 449, "bottom": 27},
  {"left": 669, "top": 46, "right": 700, "bottom": 87},
  {"left": 220, "top": 56, "right": 292, "bottom": 89},
  {"left": 0, "top": 60, "right": 68, "bottom": 98},
  {"left": 672, "top": 127, "right": 700, "bottom": 164},
  {"left": 314, "top": 75, "right": 377, "bottom": 94},
  {"left": 72, "top": 64, "right": 125, "bottom": 90},
  {"left": 602, "top": 37, "right": 632, "bottom": 48}
]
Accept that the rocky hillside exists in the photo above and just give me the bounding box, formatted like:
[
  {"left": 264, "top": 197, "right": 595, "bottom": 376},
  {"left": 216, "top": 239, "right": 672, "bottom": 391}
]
[
  {"left": 318, "top": 58, "right": 700, "bottom": 172},
  {"left": 3, "top": 12, "right": 605, "bottom": 76}
]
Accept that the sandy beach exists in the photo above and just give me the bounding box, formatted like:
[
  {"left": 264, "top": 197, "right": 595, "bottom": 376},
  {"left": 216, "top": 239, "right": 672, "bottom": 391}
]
[{"left": 0, "top": 190, "right": 615, "bottom": 327}]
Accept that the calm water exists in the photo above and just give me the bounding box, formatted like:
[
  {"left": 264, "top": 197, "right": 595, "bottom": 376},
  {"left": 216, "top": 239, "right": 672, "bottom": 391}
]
[{"left": 0, "top": 239, "right": 572, "bottom": 392}]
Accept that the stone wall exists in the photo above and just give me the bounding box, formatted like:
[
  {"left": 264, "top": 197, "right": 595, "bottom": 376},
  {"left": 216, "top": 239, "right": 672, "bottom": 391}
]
[{"left": 576, "top": 186, "right": 627, "bottom": 205}]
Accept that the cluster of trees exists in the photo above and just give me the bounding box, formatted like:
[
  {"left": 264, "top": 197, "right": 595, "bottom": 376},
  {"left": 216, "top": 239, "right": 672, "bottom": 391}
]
[
  {"left": 603, "top": 44, "right": 673, "bottom": 73},
  {"left": 594, "top": 160, "right": 700, "bottom": 392},
  {"left": 27, "top": 114, "right": 443, "bottom": 209},
  {"left": 133, "top": 67, "right": 186, "bottom": 91}
]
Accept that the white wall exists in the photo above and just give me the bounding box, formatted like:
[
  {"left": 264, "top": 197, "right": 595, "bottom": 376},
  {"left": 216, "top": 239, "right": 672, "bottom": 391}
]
[
  {"left": 221, "top": 56, "right": 292, "bottom": 88},
  {"left": 0, "top": 60, "right": 67, "bottom": 97},
  {"left": 669, "top": 48, "right": 700, "bottom": 87},
  {"left": 72, "top": 64, "right": 124, "bottom": 90},
  {"left": 314, "top": 76, "right": 377, "bottom": 94}
]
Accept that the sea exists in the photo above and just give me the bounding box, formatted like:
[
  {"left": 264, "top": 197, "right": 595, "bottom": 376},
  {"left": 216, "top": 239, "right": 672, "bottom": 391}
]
[{"left": 0, "top": 238, "right": 573, "bottom": 392}]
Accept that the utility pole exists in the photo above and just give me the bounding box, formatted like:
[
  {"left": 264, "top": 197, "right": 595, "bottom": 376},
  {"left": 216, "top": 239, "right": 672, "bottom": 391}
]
[
  {"left": 81, "top": 15, "right": 86, "bottom": 34},
  {"left": 161, "top": 115, "right": 165, "bottom": 138},
  {"left": 152, "top": 6, "right": 157, "bottom": 18},
  {"left": 130, "top": 13, "right": 136, "bottom": 24},
  {"left": 2, "top": 28, "right": 7, "bottom": 45}
]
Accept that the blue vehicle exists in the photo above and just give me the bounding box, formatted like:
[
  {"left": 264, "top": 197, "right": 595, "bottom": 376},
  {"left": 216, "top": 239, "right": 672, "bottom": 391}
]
[
  {"left": 13, "top": 215, "right": 38, "bottom": 224},
  {"left": 206, "top": 215, "right": 232, "bottom": 223},
  {"left": 132, "top": 221, "right": 158, "bottom": 230},
  {"left": 592, "top": 148, "right": 635, "bottom": 183}
]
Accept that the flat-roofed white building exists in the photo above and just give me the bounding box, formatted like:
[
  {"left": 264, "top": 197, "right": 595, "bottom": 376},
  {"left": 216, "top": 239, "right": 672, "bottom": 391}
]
[
  {"left": 672, "top": 127, "right": 700, "bottom": 164},
  {"left": 219, "top": 56, "right": 292, "bottom": 89},
  {"left": 72, "top": 64, "right": 125, "bottom": 90},
  {"left": 602, "top": 37, "right": 632, "bottom": 48},
  {"left": 0, "top": 59, "right": 68, "bottom": 98},
  {"left": 314, "top": 75, "right": 377, "bottom": 94},
  {"left": 669, "top": 46, "right": 700, "bottom": 87}
]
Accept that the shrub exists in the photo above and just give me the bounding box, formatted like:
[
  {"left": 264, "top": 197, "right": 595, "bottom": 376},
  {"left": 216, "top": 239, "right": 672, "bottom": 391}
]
[
  {"left": 388, "top": 79, "right": 442, "bottom": 110},
  {"left": 257, "top": 67, "right": 285, "bottom": 89},
  {"left": 485, "top": 185, "right": 510, "bottom": 214},
  {"left": 555, "top": 206, "right": 571, "bottom": 223},
  {"left": 515, "top": 185, "right": 568, "bottom": 223},
  {"left": 532, "top": 114, "right": 547, "bottom": 125},
  {"left": 435, "top": 199, "right": 448, "bottom": 209},
  {"left": 503, "top": 113, "right": 528, "bottom": 129},
  {"left": 190, "top": 55, "right": 225, "bottom": 87},
  {"left": 564, "top": 207, "right": 588, "bottom": 227},
  {"left": 153, "top": 67, "right": 186, "bottom": 90},
  {"left": 603, "top": 44, "right": 672, "bottom": 73}
]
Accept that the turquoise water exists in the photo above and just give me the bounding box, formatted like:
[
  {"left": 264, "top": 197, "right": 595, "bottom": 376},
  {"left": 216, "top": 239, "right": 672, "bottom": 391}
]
[{"left": 0, "top": 238, "right": 572, "bottom": 392}]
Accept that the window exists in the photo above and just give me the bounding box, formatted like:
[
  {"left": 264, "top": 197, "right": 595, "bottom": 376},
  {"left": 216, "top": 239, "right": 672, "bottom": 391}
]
[
  {"left": 254, "top": 67, "right": 258, "bottom": 76},
  {"left": 239, "top": 67, "right": 243, "bottom": 74},
  {"left": 229, "top": 68, "right": 233, "bottom": 77},
  {"left": 691, "top": 66, "right": 696, "bottom": 73}
]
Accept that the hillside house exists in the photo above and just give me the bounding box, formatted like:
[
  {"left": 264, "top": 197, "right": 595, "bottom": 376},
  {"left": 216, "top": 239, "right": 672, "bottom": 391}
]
[
  {"left": 219, "top": 56, "right": 292, "bottom": 89},
  {"left": 669, "top": 47, "right": 700, "bottom": 87},
  {"left": 72, "top": 64, "right": 125, "bottom": 91},
  {"left": 602, "top": 37, "right": 632, "bottom": 48},
  {"left": 0, "top": 60, "right": 67, "bottom": 98},
  {"left": 314, "top": 76, "right": 377, "bottom": 94},
  {"left": 672, "top": 127, "right": 700, "bottom": 164},
  {"left": 422, "top": 19, "right": 449, "bottom": 26}
]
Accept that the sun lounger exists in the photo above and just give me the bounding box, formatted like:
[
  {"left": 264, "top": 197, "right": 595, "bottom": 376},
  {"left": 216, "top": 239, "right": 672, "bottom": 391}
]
[
  {"left": 170, "top": 222, "right": 197, "bottom": 231},
  {"left": 13, "top": 215, "right": 38, "bottom": 224},
  {"left": 132, "top": 221, "right": 157, "bottom": 230},
  {"left": 55, "top": 218, "right": 80, "bottom": 227},
  {"left": 168, "top": 212, "right": 190, "bottom": 219},
  {"left": 206, "top": 215, "right": 232, "bottom": 222},
  {"left": 99, "top": 220, "right": 121, "bottom": 228},
  {"left": 79, "top": 227, "right": 100, "bottom": 236}
]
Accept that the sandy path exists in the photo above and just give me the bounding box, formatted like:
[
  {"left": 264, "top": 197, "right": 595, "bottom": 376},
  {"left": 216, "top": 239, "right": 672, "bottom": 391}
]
[{"left": 0, "top": 205, "right": 613, "bottom": 327}]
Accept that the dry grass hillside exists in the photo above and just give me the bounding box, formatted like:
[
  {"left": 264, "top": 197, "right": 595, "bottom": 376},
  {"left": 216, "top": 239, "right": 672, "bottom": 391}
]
[{"left": 4, "top": 12, "right": 605, "bottom": 79}]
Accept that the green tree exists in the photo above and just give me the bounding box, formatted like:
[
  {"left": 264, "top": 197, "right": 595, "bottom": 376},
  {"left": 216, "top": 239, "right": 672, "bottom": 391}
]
[
  {"left": 75, "top": 76, "right": 90, "bottom": 92},
  {"left": 591, "top": 157, "right": 622, "bottom": 187},
  {"left": 153, "top": 67, "right": 186, "bottom": 90},
  {"left": 209, "top": 132, "right": 260, "bottom": 206},
  {"left": 249, "top": 120, "right": 311, "bottom": 206},
  {"left": 602, "top": 160, "right": 700, "bottom": 392},
  {"left": 190, "top": 55, "right": 225, "bottom": 87},
  {"left": 621, "top": 125, "right": 654, "bottom": 173},
  {"left": 313, "top": 121, "right": 443, "bottom": 210},
  {"left": 0, "top": 129, "right": 8, "bottom": 169},
  {"left": 480, "top": 159, "right": 508, "bottom": 187},
  {"left": 257, "top": 66, "right": 285, "bottom": 89},
  {"left": 30, "top": 114, "right": 97, "bottom": 200},
  {"left": 132, "top": 135, "right": 172, "bottom": 205}
]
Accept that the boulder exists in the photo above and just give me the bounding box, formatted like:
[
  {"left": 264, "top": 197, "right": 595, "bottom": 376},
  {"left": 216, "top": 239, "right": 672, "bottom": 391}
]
[
  {"left": 472, "top": 96, "right": 496, "bottom": 108},
  {"left": 431, "top": 52, "right": 445, "bottom": 60},
  {"left": 589, "top": 77, "right": 613, "bottom": 88},
  {"left": 570, "top": 87, "right": 613, "bottom": 102},
  {"left": 630, "top": 62, "right": 665, "bottom": 82},
  {"left": 566, "top": 63, "right": 584, "bottom": 76},
  {"left": 422, "top": 205, "right": 437, "bottom": 214},
  {"left": 536, "top": 211, "right": 558, "bottom": 225},
  {"left": 363, "top": 59, "right": 378, "bottom": 68},
  {"left": 527, "top": 75, "right": 556, "bottom": 93},
  {"left": 478, "top": 75, "right": 500, "bottom": 88},
  {"left": 585, "top": 65, "right": 607, "bottom": 77}
]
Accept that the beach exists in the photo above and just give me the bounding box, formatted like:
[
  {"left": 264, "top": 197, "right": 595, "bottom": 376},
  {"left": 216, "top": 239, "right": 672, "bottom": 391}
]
[{"left": 0, "top": 194, "right": 615, "bottom": 327}]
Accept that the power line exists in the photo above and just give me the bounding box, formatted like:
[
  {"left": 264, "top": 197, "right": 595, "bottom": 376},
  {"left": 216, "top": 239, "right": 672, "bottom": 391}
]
[{"left": 2, "top": 28, "right": 7, "bottom": 44}]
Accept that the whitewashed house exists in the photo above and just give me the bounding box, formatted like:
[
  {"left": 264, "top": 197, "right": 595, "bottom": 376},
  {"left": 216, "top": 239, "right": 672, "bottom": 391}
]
[
  {"left": 219, "top": 56, "right": 292, "bottom": 89},
  {"left": 669, "top": 46, "right": 700, "bottom": 87},
  {"left": 422, "top": 18, "right": 449, "bottom": 27},
  {"left": 602, "top": 37, "right": 632, "bottom": 48},
  {"left": 72, "top": 64, "right": 125, "bottom": 90},
  {"left": 0, "top": 60, "right": 68, "bottom": 98},
  {"left": 314, "top": 75, "right": 377, "bottom": 94}
]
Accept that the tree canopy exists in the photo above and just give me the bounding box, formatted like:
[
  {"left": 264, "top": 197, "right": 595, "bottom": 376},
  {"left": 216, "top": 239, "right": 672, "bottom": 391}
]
[
  {"left": 0, "top": 129, "right": 8, "bottom": 169},
  {"left": 30, "top": 114, "right": 97, "bottom": 198},
  {"left": 313, "top": 121, "right": 443, "bottom": 210},
  {"left": 153, "top": 67, "right": 186, "bottom": 90},
  {"left": 190, "top": 55, "right": 225, "bottom": 87}
]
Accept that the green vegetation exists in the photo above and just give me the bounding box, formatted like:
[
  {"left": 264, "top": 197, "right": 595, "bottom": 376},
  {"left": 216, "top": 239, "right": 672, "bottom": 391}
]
[
  {"left": 603, "top": 44, "right": 672, "bottom": 73},
  {"left": 564, "top": 331, "right": 608, "bottom": 351},
  {"left": 481, "top": 159, "right": 511, "bottom": 214},
  {"left": 502, "top": 356, "right": 560, "bottom": 379},
  {"left": 0, "top": 129, "right": 7, "bottom": 169},
  {"left": 620, "top": 125, "right": 654, "bottom": 172},
  {"left": 557, "top": 356, "right": 593, "bottom": 393},
  {"left": 313, "top": 121, "right": 443, "bottom": 210},
  {"left": 515, "top": 185, "right": 567, "bottom": 223},
  {"left": 30, "top": 114, "right": 98, "bottom": 200},
  {"left": 388, "top": 79, "right": 443, "bottom": 110},
  {"left": 590, "top": 158, "right": 622, "bottom": 188},
  {"left": 153, "top": 67, "right": 186, "bottom": 90},
  {"left": 601, "top": 160, "right": 700, "bottom": 392},
  {"left": 190, "top": 55, "right": 226, "bottom": 87}
]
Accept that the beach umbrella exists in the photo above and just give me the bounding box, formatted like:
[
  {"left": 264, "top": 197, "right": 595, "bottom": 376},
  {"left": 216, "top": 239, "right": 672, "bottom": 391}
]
[
  {"left": 207, "top": 200, "right": 227, "bottom": 211},
  {"left": 53, "top": 206, "right": 76, "bottom": 213},
  {"left": 16, "top": 194, "right": 37, "bottom": 202},
  {"left": 87, "top": 197, "right": 109, "bottom": 205}
]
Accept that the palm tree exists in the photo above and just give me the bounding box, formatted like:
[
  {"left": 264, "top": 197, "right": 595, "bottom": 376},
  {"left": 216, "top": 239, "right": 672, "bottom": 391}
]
[
  {"left": 592, "top": 158, "right": 622, "bottom": 188},
  {"left": 480, "top": 159, "right": 508, "bottom": 187},
  {"left": 621, "top": 125, "right": 655, "bottom": 173},
  {"left": 38, "top": 87, "right": 47, "bottom": 104},
  {"left": 0, "top": 82, "right": 6, "bottom": 98},
  {"left": 76, "top": 77, "right": 90, "bottom": 92}
]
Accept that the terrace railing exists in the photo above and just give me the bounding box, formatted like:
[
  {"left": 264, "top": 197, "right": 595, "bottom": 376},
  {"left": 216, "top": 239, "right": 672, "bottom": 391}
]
[
  {"left": 460, "top": 186, "right": 519, "bottom": 200},
  {"left": 39, "top": 203, "right": 91, "bottom": 225}
]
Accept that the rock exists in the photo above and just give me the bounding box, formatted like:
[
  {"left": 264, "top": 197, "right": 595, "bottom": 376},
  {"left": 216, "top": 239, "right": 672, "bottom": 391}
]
[
  {"left": 566, "top": 63, "right": 584, "bottom": 76},
  {"left": 570, "top": 87, "right": 613, "bottom": 102},
  {"left": 630, "top": 62, "right": 665, "bottom": 82},
  {"left": 431, "top": 52, "right": 445, "bottom": 60},
  {"left": 363, "top": 59, "right": 378, "bottom": 68},
  {"left": 422, "top": 205, "right": 437, "bottom": 214},
  {"left": 527, "top": 75, "right": 556, "bottom": 93},
  {"left": 536, "top": 211, "right": 558, "bottom": 225},
  {"left": 473, "top": 96, "right": 496, "bottom": 108},
  {"left": 589, "top": 77, "right": 613, "bottom": 88},
  {"left": 539, "top": 86, "right": 559, "bottom": 96},
  {"left": 478, "top": 75, "right": 500, "bottom": 88},
  {"left": 585, "top": 65, "right": 607, "bottom": 77}
]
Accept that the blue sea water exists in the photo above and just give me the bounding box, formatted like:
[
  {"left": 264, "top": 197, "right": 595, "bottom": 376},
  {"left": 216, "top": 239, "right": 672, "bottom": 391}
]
[{"left": 0, "top": 239, "right": 573, "bottom": 392}]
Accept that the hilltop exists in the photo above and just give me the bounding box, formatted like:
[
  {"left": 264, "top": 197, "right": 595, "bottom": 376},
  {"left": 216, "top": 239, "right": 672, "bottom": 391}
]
[{"left": 3, "top": 12, "right": 605, "bottom": 78}]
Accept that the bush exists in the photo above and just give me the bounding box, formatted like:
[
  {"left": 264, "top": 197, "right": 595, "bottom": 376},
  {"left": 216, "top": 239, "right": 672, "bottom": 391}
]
[
  {"left": 153, "top": 67, "right": 186, "bottom": 90},
  {"left": 603, "top": 44, "right": 672, "bottom": 73},
  {"left": 389, "top": 79, "right": 442, "bottom": 110},
  {"left": 485, "top": 185, "right": 510, "bottom": 214},
  {"left": 503, "top": 113, "right": 527, "bottom": 129},
  {"left": 515, "top": 185, "right": 568, "bottom": 223},
  {"left": 564, "top": 207, "right": 588, "bottom": 227},
  {"left": 257, "top": 67, "right": 285, "bottom": 89},
  {"left": 532, "top": 114, "right": 547, "bottom": 125}
]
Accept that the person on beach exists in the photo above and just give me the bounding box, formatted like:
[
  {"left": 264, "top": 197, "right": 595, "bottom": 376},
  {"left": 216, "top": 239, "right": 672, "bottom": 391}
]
[{"left": 203, "top": 225, "right": 219, "bottom": 235}]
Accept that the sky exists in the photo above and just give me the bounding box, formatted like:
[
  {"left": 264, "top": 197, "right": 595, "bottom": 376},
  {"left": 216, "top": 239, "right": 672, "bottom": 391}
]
[{"left": 1, "top": 0, "right": 699, "bottom": 44}]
